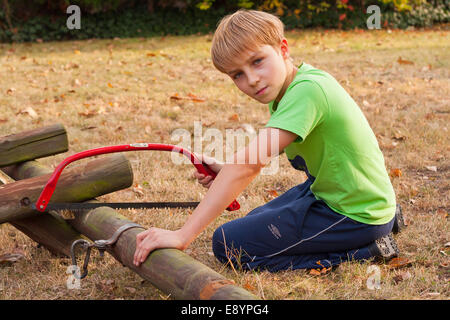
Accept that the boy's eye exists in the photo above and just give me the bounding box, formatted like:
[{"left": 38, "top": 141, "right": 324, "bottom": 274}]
[
  {"left": 253, "top": 58, "right": 262, "bottom": 65},
  {"left": 233, "top": 72, "right": 242, "bottom": 80}
]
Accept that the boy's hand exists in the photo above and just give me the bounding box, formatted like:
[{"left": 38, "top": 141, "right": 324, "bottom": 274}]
[
  {"left": 193, "top": 153, "right": 223, "bottom": 189},
  {"left": 133, "top": 227, "right": 188, "bottom": 267}
]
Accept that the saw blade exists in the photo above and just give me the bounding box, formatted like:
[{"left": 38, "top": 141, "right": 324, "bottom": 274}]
[{"left": 32, "top": 202, "right": 200, "bottom": 212}]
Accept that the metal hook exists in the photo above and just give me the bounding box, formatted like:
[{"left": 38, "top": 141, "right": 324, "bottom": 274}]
[{"left": 70, "top": 239, "right": 92, "bottom": 280}]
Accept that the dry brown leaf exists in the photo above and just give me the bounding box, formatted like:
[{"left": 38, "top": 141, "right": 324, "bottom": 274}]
[
  {"left": 243, "top": 281, "right": 256, "bottom": 291},
  {"left": 187, "top": 92, "right": 206, "bottom": 103},
  {"left": 6, "top": 88, "right": 15, "bottom": 95},
  {"left": 393, "top": 271, "right": 412, "bottom": 284},
  {"left": 107, "top": 83, "right": 114, "bottom": 88},
  {"left": 0, "top": 119, "right": 7, "bottom": 123},
  {"left": 17, "top": 107, "right": 38, "bottom": 119},
  {"left": 436, "top": 209, "right": 447, "bottom": 219},
  {"left": 132, "top": 184, "right": 145, "bottom": 197},
  {"left": 390, "top": 168, "right": 402, "bottom": 178},
  {"left": 392, "top": 131, "right": 406, "bottom": 141},
  {"left": 78, "top": 110, "right": 98, "bottom": 118},
  {"left": 80, "top": 126, "right": 97, "bottom": 131},
  {"left": 0, "top": 252, "right": 25, "bottom": 265},
  {"left": 96, "top": 279, "right": 116, "bottom": 293},
  {"left": 170, "top": 93, "right": 183, "bottom": 100},
  {"left": 125, "top": 287, "right": 136, "bottom": 294},
  {"left": 267, "top": 189, "right": 279, "bottom": 197},
  {"left": 397, "top": 57, "right": 414, "bottom": 65},
  {"left": 228, "top": 113, "right": 240, "bottom": 122},
  {"left": 388, "top": 257, "right": 412, "bottom": 269}
]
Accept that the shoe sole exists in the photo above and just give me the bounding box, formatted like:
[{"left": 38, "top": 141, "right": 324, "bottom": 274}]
[{"left": 375, "top": 233, "right": 400, "bottom": 261}]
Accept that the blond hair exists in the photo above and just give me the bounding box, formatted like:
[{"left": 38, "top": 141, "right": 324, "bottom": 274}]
[{"left": 211, "top": 9, "right": 285, "bottom": 73}]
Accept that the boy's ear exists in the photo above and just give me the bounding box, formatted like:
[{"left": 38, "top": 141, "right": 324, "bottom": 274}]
[{"left": 280, "top": 38, "right": 290, "bottom": 60}]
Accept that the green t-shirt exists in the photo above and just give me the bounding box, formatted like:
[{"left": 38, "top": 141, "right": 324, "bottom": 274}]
[{"left": 266, "top": 63, "right": 396, "bottom": 225}]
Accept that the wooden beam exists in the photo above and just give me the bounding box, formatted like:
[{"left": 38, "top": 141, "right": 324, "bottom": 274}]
[
  {"left": 0, "top": 153, "right": 133, "bottom": 224},
  {"left": 1, "top": 162, "right": 84, "bottom": 257},
  {"left": 0, "top": 123, "right": 68, "bottom": 167},
  {"left": 68, "top": 206, "right": 259, "bottom": 300}
]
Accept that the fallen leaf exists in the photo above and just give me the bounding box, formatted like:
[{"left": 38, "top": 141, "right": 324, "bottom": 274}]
[
  {"left": 80, "top": 126, "right": 97, "bottom": 131},
  {"left": 107, "top": 83, "right": 114, "bottom": 88},
  {"left": 228, "top": 113, "right": 240, "bottom": 122},
  {"left": 78, "top": 110, "right": 98, "bottom": 118},
  {"left": 0, "top": 119, "right": 7, "bottom": 123},
  {"left": 422, "top": 292, "right": 440, "bottom": 297},
  {"left": 243, "top": 281, "right": 256, "bottom": 291},
  {"left": 240, "top": 123, "right": 256, "bottom": 135},
  {"left": 266, "top": 189, "right": 279, "bottom": 197},
  {"left": 74, "top": 50, "right": 81, "bottom": 55},
  {"left": 125, "top": 287, "right": 136, "bottom": 294},
  {"left": 390, "top": 168, "right": 402, "bottom": 178},
  {"left": 6, "top": 88, "right": 15, "bottom": 95},
  {"left": 187, "top": 92, "right": 206, "bottom": 103},
  {"left": 17, "top": 107, "right": 38, "bottom": 119},
  {"left": 392, "top": 131, "right": 406, "bottom": 141},
  {"left": 388, "top": 257, "right": 412, "bottom": 269},
  {"left": 392, "top": 271, "right": 412, "bottom": 284},
  {"left": 170, "top": 93, "right": 183, "bottom": 100},
  {"left": 132, "top": 185, "right": 144, "bottom": 197},
  {"left": 0, "top": 253, "right": 25, "bottom": 266},
  {"left": 96, "top": 279, "right": 116, "bottom": 293},
  {"left": 425, "top": 166, "right": 437, "bottom": 172},
  {"left": 397, "top": 57, "right": 414, "bottom": 65}
]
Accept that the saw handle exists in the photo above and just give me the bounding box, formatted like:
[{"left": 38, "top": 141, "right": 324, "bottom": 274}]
[{"left": 34, "top": 143, "right": 240, "bottom": 212}]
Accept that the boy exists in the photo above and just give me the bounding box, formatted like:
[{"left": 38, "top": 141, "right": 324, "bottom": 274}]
[{"left": 133, "top": 10, "right": 402, "bottom": 272}]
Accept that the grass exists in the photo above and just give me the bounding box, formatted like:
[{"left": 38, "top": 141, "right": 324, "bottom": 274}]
[{"left": 0, "top": 26, "right": 449, "bottom": 300}]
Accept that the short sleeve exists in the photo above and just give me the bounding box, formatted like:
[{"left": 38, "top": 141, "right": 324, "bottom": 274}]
[{"left": 265, "top": 80, "right": 328, "bottom": 142}]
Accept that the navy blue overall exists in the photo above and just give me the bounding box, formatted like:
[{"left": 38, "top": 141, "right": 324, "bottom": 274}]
[{"left": 212, "top": 178, "right": 394, "bottom": 272}]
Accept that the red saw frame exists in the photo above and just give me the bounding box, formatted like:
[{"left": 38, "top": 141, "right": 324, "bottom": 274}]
[{"left": 34, "top": 143, "right": 240, "bottom": 212}]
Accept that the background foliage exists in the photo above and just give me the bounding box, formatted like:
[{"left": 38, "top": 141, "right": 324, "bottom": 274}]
[{"left": 0, "top": 0, "right": 448, "bottom": 42}]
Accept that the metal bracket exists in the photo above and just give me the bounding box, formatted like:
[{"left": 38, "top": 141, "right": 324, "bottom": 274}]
[{"left": 70, "top": 222, "right": 144, "bottom": 279}]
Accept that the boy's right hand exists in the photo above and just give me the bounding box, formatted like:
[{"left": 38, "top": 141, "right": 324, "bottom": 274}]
[{"left": 193, "top": 153, "right": 223, "bottom": 189}]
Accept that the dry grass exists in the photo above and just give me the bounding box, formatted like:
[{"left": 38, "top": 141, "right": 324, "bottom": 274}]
[{"left": 0, "top": 26, "right": 449, "bottom": 300}]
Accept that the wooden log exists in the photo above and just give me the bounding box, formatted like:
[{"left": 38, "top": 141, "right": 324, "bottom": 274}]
[
  {"left": 1, "top": 162, "right": 84, "bottom": 257},
  {"left": 0, "top": 153, "right": 133, "bottom": 224},
  {"left": 68, "top": 206, "right": 259, "bottom": 300},
  {"left": 0, "top": 123, "right": 68, "bottom": 167}
]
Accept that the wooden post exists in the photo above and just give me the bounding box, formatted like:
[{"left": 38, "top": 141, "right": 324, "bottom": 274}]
[
  {"left": 0, "top": 153, "right": 133, "bottom": 223},
  {"left": 1, "top": 162, "right": 84, "bottom": 257},
  {"left": 68, "top": 206, "right": 259, "bottom": 300},
  {"left": 0, "top": 124, "right": 68, "bottom": 167}
]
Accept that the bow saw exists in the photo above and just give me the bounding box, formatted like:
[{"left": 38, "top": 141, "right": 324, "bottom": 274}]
[{"left": 28, "top": 143, "right": 240, "bottom": 213}]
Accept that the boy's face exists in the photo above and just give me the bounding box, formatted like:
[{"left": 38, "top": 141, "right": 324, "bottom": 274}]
[{"left": 224, "top": 40, "right": 292, "bottom": 104}]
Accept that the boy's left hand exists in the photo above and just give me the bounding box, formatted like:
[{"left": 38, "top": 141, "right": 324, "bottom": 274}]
[{"left": 133, "top": 227, "right": 187, "bottom": 267}]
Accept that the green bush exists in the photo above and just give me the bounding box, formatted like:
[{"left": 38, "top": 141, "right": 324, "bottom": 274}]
[{"left": 0, "top": 0, "right": 448, "bottom": 43}]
